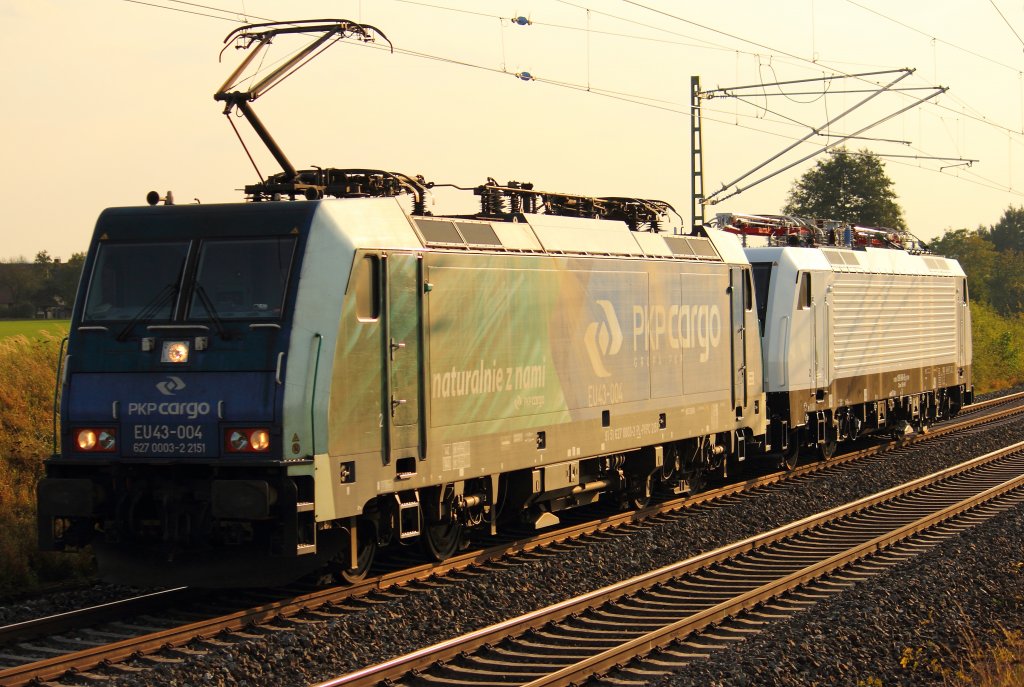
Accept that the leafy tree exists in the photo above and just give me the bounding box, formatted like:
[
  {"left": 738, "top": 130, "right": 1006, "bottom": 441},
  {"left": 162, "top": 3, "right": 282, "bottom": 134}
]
[
  {"left": 990, "top": 250, "right": 1024, "bottom": 314},
  {"left": 52, "top": 259, "right": 85, "bottom": 308},
  {"left": 782, "top": 148, "right": 906, "bottom": 229},
  {"left": 985, "top": 206, "right": 1024, "bottom": 253},
  {"left": 0, "top": 252, "right": 86, "bottom": 318},
  {"left": 0, "top": 263, "right": 38, "bottom": 317},
  {"left": 929, "top": 228, "right": 998, "bottom": 305}
]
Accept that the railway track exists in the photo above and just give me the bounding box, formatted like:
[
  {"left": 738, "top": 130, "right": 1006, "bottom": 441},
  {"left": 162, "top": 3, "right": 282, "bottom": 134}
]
[
  {"left": 2, "top": 392, "right": 1023, "bottom": 687},
  {"left": 317, "top": 440, "right": 1024, "bottom": 687}
]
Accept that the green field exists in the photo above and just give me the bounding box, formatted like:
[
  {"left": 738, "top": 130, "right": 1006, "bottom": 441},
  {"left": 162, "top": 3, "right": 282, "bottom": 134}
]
[{"left": 0, "top": 320, "right": 70, "bottom": 340}]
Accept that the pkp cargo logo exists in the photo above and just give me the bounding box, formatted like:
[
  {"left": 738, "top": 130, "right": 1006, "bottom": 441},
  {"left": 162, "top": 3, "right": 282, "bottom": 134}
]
[
  {"left": 156, "top": 376, "right": 186, "bottom": 396},
  {"left": 584, "top": 300, "right": 622, "bottom": 378}
]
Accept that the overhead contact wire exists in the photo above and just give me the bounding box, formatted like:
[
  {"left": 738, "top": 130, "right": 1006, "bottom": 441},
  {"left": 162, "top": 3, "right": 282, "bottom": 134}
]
[{"left": 117, "top": 0, "right": 1018, "bottom": 190}]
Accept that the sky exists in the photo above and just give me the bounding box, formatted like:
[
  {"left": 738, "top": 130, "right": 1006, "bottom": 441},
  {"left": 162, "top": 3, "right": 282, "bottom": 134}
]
[{"left": 4, "top": 0, "right": 1024, "bottom": 260}]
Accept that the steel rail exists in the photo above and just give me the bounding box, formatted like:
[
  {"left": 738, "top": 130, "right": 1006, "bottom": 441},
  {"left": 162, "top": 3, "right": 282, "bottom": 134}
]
[
  {"left": 0, "top": 587, "right": 191, "bottom": 647},
  {"left": 526, "top": 461, "right": 1024, "bottom": 686},
  {"left": 2, "top": 395, "right": 1021, "bottom": 687},
  {"left": 965, "top": 389, "right": 1024, "bottom": 411},
  {"left": 317, "top": 440, "right": 1024, "bottom": 687}
]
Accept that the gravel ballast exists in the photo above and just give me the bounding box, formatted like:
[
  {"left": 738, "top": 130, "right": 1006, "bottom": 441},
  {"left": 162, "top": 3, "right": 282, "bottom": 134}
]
[
  {"left": 0, "top": 583, "right": 150, "bottom": 628},
  {"left": 6, "top": 408, "right": 1024, "bottom": 687},
  {"left": 652, "top": 497, "right": 1024, "bottom": 687}
]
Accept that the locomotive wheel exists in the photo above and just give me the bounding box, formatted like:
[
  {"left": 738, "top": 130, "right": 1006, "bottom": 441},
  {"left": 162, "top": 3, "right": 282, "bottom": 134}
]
[
  {"left": 627, "top": 474, "right": 654, "bottom": 509},
  {"left": 817, "top": 430, "right": 837, "bottom": 461},
  {"left": 422, "top": 519, "right": 463, "bottom": 561},
  {"left": 682, "top": 470, "right": 706, "bottom": 495},
  {"left": 890, "top": 421, "right": 911, "bottom": 443},
  {"left": 340, "top": 520, "right": 377, "bottom": 584},
  {"left": 779, "top": 431, "right": 800, "bottom": 471}
]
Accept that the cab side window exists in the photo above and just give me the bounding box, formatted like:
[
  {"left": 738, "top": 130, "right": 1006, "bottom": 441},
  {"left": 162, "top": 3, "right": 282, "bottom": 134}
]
[
  {"left": 744, "top": 268, "right": 753, "bottom": 311},
  {"left": 798, "top": 273, "right": 811, "bottom": 310},
  {"left": 355, "top": 255, "right": 380, "bottom": 321}
]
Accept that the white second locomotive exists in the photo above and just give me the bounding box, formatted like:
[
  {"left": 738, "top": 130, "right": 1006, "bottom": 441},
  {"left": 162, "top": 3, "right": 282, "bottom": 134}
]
[{"left": 740, "top": 220, "right": 972, "bottom": 465}]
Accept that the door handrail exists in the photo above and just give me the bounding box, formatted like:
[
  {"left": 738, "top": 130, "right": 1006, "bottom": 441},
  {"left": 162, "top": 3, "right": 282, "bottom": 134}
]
[{"left": 311, "top": 333, "right": 323, "bottom": 456}]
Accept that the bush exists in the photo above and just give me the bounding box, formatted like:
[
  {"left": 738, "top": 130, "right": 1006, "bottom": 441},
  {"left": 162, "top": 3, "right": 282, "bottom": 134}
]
[
  {"left": 7, "top": 302, "right": 35, "bottom": 319},
  {"left": 970, "top": 300, "right": 1024, "bottom": 393},
  {"left": 0, "top": 335, "right": 92, "bottom": 595}
]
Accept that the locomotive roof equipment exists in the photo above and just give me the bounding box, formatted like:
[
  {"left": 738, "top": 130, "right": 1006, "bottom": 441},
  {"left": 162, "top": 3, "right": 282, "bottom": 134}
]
[
  {"left": 215, "top": 20, "right": 680, "bottom": 233},
  {"left": 433, "top": 178, "right": 681, "bottom": 232},
  {"left": 711, "top": 212, "right": 930, "bottom": 252},
  {"left": 215, "top": 20, "right": 393, "bottom": 197}
]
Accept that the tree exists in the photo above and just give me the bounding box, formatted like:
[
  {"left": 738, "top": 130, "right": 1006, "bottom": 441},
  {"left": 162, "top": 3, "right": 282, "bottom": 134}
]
[
  {"left": 929, "top": 228, "right": 998, "bottom": 306},
  {"left": 53, "top": 256, "right": 86, "bottom": 308},
  {"left": 0, "top": 263, "right": 39, "bottom": 318},
  {"left": 985, "top": 206, "right": 1024, "bottom": 253},
  {"left": 990, "top": 250, "right": 1024, "bottom": 314},
  {"left": 0, "top": 252, "right": 86, "bottom": 318},
  {"left": 782, "top": 148, "right": 906, "bottom": 229}
]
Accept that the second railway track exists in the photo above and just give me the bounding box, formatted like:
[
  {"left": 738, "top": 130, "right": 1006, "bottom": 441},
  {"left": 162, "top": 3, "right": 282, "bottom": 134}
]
[{"left": 320, "top": 440, "right": 1024, "bottom": 687}]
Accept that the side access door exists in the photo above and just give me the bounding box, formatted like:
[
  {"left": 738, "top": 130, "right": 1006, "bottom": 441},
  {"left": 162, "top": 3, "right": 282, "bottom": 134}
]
[
  {"left": 804, "top": 271, "right": 829, "bottom": 393},
  {"left": 384, "top": 252, "right": 424, "bottom": 464},
  {"left": 957, "top": 277, "right": 969, "bottom": 370},
  {"left": 729, "top": 266, "right": 748, "bottom": 414}
]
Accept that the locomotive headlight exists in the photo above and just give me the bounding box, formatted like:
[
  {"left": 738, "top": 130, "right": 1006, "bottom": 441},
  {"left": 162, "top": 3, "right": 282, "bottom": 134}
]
[
  {"left": 249, "top": 429, "right": 270, "bottom": 451},
  {"left": 76, "top": 429, "right": 97, "bottom": 451},
  {"left": 75, "top": 428, "right": 117, "bottom": 452},
  {"left": 161, "top": 340, "right": 190, "bottom": 364}
]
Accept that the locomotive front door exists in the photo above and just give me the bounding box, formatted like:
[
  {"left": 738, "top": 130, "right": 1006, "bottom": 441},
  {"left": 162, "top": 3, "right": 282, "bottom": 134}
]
[{"left": 385, "top": 253, "right": 423, "bottom": 460}]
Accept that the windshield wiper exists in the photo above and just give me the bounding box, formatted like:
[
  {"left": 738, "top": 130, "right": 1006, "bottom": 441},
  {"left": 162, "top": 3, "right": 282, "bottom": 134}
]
[
  {"left": 192, "top": 285, "right": 231, "bottom": 340},
  {"left": 116, "top": 284, "right": 178, "bottom": 341}
]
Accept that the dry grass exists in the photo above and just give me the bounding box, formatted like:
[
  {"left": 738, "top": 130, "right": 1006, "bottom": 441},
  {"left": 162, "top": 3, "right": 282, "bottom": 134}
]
[
  {"left": 0, "top": 334, "right": 92, "bottom": 595},
  {"left": 948, "top": 626, "right": 1024, "bottom": 687}
]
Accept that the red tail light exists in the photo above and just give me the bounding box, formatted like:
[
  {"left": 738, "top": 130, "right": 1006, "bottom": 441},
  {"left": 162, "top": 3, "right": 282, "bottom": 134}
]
[
  {"left": 75, "top": 428, "right": 117, "bottom": 452},
  {"left": 225, "top": 428, "right": 271, "bottom": 453}
]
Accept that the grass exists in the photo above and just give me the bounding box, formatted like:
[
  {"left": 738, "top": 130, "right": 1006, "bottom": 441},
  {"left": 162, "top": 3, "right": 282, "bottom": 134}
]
[
  {"left": 948, "top": 626, "right": 1024, "bottom": 686},
  {"left": 0, "top": 334, "right": 92, "bottom": 596},
  {"left": 0, "top": 319, "right": 70, "bottom": 341}
]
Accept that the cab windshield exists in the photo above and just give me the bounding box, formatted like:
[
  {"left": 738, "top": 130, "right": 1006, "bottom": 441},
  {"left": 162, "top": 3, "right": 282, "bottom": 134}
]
[
  {"left": 83, "top": 242, "right": 189, "bottom": 321},
  {"left": 188, "top": 238, "right": 296, "bottom": 321},
  {"left": 81, "top": 236, "right": 297, "bottom": 323}
]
